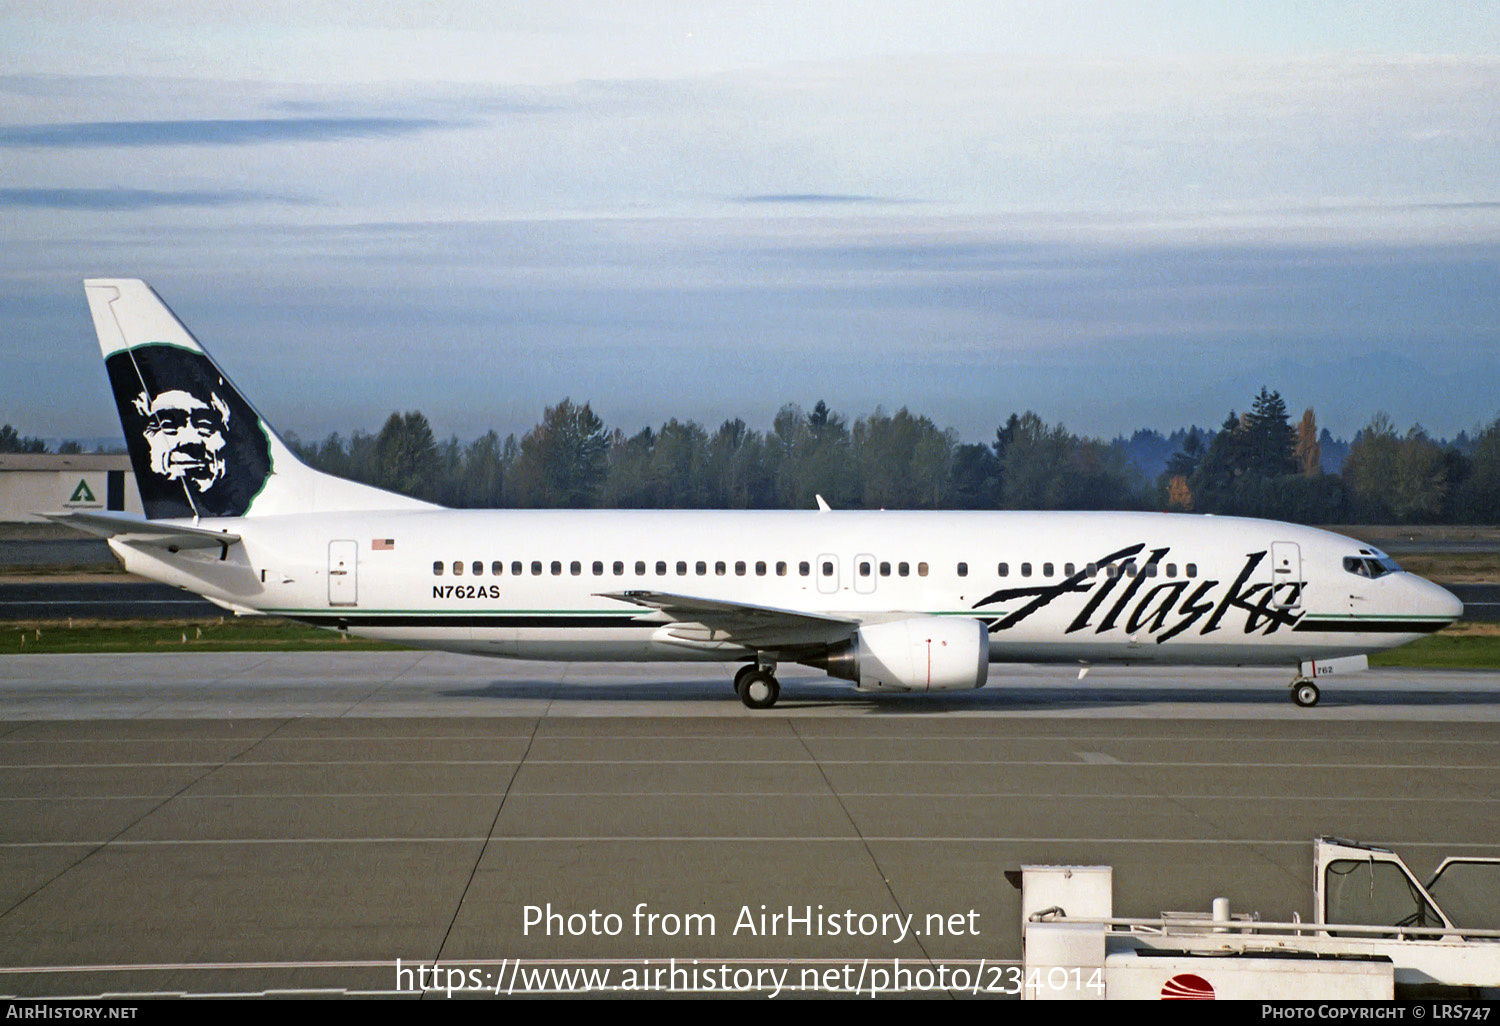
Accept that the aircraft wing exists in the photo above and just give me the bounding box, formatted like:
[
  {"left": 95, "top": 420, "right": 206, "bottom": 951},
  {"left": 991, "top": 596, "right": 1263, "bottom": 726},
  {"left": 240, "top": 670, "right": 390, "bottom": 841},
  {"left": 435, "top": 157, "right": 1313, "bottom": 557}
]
[
  {"left": 596, "top": 589, "right": 857, "bottom": 651},
  {"left": 41, "top": 510, "right": 241, "bottom": 552}
]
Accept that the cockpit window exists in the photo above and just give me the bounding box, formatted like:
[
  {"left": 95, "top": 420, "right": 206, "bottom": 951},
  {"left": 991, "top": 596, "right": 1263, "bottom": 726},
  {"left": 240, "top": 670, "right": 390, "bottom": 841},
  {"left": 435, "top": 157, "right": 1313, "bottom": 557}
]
[{"left": 1343, "top": 555, "right": 1402, "bottom": 579}]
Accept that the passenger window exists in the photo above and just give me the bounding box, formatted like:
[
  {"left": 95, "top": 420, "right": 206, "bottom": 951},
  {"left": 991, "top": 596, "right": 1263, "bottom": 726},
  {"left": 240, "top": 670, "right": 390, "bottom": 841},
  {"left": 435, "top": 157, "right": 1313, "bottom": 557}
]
[
  {"left": 634, "top": 561, "right": 646, "bottom": 576},
  {"left": 453, "top": 561, "right": 464, "bottom": 576},
  {"left": 1043, "top": 562, "right": 1053, "bottom": 577},
  {"left": 1107, "top": 564, "right": 1120, "bottom": 579},
  {"left": 655, "top": 560, "right": 667, "bottom": 575},
  {"left": 799, "top": 561, "right": 811, "bottom": 576},
  {"left": 512, "top": 561, "right": 523, "bottom": 576},
  {"left": 879, "top": 561, "right": 891, "bottom": 577},
  {"left": 898, "top": 562, "right": 909, "bottom": 577},
  {"left": 1021, "top": 563, "right": 1032, "bottom": 577},
  {"left": 735, "top": 561, "right": 746, "bottom": 576},
  {"left": 1064, "top": 563, "right": 1075, "bottom": 577},
  {"left": 821, "top": 560, "right": 834, "bottom": 577},
  {"left": 956, "top": 562, "right": 968, "bottom": 577},
  {"left": 1145, "top": 563, "right": 1157, "bottom": 577},
  {"left": 551, "top": 561, "right": 562, "bottom": 575},
  {"left": 531, "top": 561, "right": 543, "bottom": 576},
  {"left": 570, "top": 561, "right": 582, "bottom": 576},
  {"left": 697, "top": 561, "right": 707, "bottom": 575},
  {"left": 677, "top": 561, "right": 688, "bottom": 576},
  {"left": 776, "top": 561, "right": 788, "bottom": 576},
  {"left": 492, "top": 561, "right": 504, "bottom": 576},
  {"left": 613, "top": 561, "right": 624, "bottom": 575},
  {"left": 433, "top": 561, "right": 444, "bottom": 576},
  {"left": 755, "top": 561, "right": 767, "bottom": 576},
  {"left": 1087, "top": 563, "right": 1098, "bottom": 578},
  {"left": 859, "top": 560, "right": 872, "bottom": 577},
  {"left": 1186, "top": 563, "right": 1197, "bottom": 578},
  {"left": 473, "top": 561, "right": 483, "bottom": 576},
  {"left": 917, "top": 562, "right": 928, "bottom": 577},
  {"left": 1166, "top": 563, "right": 1177, "bottom": 578},
  {"left": 1124, "top": 561, "right": 1137, "bottom": 577},
  {"left": 998, "top": 562, "right": 1008, "bottom": 577},
  {"left": 592, "top": 561, "right": 604, "bottom": 576},
  {"left": 715, "top": 561, "right": 727, "bottom": 576}
]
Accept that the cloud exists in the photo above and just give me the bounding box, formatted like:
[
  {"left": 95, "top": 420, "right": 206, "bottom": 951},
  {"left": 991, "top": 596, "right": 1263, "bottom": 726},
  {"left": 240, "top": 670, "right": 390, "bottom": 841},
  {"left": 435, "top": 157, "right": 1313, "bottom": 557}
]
[
  {"left": 0, "top": 117, "right": 462, "bottom": 148},
  {"left": 0, "top": 187, "right": 299, "bottom": 210}
]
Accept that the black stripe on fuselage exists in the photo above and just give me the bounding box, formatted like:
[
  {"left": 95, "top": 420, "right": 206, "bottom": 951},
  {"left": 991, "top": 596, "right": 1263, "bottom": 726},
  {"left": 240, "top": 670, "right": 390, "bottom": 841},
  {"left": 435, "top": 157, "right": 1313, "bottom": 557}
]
[
  {"left": 291, "top": 614, "right": 654, "bottom": 629},
  {"left": 1293, "top": 619, "right": 1449, "bottom": 634}
]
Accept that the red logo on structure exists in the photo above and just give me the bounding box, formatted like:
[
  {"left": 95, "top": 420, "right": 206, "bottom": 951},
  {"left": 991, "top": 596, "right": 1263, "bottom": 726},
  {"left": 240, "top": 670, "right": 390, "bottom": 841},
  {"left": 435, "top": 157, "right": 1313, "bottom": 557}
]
[{"left": 1161, "top": 973, "right": 1215, "bottom": 1000}]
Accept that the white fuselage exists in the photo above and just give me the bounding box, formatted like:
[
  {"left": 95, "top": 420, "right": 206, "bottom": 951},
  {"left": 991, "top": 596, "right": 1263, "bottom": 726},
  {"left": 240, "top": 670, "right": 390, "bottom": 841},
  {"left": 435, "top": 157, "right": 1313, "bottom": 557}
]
[{"left": 111, "top": 508, "right": 1462, "bottom": 671}]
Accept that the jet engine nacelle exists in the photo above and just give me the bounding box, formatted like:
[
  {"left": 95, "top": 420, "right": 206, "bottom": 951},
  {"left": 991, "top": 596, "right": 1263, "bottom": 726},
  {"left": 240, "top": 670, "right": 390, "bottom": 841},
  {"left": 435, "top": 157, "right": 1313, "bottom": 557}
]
[{"left": 814, "top": 616, "right": 990, "bottom": 692}]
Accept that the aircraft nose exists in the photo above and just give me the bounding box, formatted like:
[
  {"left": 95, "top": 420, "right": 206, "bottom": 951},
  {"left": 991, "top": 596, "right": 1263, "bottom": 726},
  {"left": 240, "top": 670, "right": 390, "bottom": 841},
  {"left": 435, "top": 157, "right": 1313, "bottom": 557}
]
[{"left": 1420, "top": 577, "right": 1464, "bottom": 625}]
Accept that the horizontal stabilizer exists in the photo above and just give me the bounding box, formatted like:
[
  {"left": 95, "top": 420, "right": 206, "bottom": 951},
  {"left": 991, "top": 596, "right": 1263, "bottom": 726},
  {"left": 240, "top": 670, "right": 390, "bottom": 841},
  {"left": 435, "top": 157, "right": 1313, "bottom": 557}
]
[{"left": 41, "top": 510, "right": 240, "bottom": 551}]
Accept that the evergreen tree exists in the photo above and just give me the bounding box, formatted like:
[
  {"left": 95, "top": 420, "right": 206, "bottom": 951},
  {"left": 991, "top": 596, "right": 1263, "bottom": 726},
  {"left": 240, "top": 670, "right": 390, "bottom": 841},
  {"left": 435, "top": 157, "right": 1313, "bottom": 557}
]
[
  {"left": 1164, "top": 427, "right": 1205, "bottom": 480},
  {"left": 510, "top": 399, "right": 610, "bottom": 508},
  {"left": 948, "top": 443, "right": 1002, "bottom": 509},
  {"left": 1244, "top": 387, "right": 1298, "bottom": 478},
  {"left": 374, "top": 411, "right": 439, "bottom": 500}
]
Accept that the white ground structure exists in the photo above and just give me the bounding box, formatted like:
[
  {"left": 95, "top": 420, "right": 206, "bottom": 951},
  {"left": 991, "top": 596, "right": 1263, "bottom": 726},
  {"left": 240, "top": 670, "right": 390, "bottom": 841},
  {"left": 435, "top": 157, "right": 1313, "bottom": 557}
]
[{"left": 0, "top": 453, "right": 140, "bottom": 523}]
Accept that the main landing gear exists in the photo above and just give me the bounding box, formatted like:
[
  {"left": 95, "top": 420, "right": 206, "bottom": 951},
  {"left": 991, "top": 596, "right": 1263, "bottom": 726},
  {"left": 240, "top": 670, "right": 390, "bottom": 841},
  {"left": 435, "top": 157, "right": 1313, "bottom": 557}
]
[
  {"left": 733, "top": 662, "right": 780, "bottom": 709},
  {"left": 1290, "top": 678, "right": 1320, "bottom": 708}
]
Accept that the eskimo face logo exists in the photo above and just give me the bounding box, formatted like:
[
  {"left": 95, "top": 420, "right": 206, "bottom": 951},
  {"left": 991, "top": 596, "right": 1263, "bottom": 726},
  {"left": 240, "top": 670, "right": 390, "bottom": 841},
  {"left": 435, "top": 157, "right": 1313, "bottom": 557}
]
[
  {"left": 134, "top": 388, "right": 231, "bottom": 493},
  {"left": 105, "top": 344, "right": 272, "bottom": 519}
]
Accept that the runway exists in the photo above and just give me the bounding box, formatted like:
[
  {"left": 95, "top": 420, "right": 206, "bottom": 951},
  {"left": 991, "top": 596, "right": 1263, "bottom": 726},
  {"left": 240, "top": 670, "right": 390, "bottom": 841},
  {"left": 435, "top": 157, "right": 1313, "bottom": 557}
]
[{"left": 0, "top": 654, "right": 1497, "bottom": 999}]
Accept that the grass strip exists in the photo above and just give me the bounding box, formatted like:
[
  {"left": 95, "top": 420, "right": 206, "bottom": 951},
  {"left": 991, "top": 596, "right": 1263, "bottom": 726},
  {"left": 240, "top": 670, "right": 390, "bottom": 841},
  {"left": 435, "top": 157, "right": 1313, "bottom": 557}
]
[{"left": 0, "top": 618, "right": 402, "bottom": 654}]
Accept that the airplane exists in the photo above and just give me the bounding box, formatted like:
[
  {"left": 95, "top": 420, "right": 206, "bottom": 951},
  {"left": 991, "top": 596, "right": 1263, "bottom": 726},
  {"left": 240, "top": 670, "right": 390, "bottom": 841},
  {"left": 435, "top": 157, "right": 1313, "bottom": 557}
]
[{"left": 49, "top": 278, "right": 1464, "bottom": 710}]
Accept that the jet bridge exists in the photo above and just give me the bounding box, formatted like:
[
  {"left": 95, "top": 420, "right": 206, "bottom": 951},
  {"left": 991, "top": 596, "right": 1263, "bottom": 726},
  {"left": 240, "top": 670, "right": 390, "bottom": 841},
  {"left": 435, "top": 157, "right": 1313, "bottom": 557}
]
[{"left": 1018, "top": 838, "right": 1500, "bottom": 1000}]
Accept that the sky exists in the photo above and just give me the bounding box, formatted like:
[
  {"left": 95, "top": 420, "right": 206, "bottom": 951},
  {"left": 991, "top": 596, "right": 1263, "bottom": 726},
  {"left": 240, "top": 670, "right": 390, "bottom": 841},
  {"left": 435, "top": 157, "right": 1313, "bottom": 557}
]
[{"left": 2, "top": 2, "right": 1498, "bottom": 449}]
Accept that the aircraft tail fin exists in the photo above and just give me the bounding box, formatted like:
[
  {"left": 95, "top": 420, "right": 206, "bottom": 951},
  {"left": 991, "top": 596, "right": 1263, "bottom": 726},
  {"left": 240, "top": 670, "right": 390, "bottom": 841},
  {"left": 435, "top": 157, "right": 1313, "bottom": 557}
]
[{"left": 84, "top": 278, "right": 438, "bottom": 519}]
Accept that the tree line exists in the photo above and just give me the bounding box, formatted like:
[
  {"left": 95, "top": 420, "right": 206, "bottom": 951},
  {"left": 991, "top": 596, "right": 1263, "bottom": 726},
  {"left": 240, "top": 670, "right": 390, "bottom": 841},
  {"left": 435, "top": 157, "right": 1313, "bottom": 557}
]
[
  {"left": 6, "top": 390, "right": 1498, "bottom": 523},
  {"left": 280, "top": 390, "right": 1499, "bottom": 523},
  {"left": 1157, "top": 388, "right": 1500, "bottom": 523}
]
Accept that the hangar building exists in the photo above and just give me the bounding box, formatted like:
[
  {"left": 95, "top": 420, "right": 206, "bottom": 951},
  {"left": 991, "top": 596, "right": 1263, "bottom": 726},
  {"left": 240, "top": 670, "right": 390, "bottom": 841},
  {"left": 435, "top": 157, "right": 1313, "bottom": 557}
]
[{"left": 0, "top": 454, "right": 142, "bottom": 523}]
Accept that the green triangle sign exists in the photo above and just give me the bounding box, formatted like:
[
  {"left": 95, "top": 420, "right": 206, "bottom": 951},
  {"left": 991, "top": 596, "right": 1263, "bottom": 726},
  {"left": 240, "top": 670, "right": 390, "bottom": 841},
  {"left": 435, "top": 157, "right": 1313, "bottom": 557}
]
[{"left": 70, "top": 479, "right": 96, "bottom": 503}]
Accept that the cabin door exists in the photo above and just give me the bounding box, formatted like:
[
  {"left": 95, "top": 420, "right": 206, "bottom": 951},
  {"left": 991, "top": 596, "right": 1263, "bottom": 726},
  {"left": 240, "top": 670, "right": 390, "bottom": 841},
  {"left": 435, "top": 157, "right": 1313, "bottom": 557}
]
[
  {"left": 1270, "top": 541, "right": 1302, "bottom": 609},
  {"left": 328, "top": 540, "right": 358, "bottom": 606}
]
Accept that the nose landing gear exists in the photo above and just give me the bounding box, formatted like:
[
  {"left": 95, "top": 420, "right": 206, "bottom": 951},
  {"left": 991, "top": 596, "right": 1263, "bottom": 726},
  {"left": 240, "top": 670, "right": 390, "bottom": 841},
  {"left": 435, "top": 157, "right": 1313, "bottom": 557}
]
[{"left": 1291, "top": 678, "right": 1321, "bottom": 707}]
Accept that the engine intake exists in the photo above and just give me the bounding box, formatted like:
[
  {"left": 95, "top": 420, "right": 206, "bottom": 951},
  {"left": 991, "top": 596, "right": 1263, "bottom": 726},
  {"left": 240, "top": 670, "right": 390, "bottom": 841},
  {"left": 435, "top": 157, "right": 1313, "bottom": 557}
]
[{"left": 808, "top": 616, "right": 990, "bottom": 692}]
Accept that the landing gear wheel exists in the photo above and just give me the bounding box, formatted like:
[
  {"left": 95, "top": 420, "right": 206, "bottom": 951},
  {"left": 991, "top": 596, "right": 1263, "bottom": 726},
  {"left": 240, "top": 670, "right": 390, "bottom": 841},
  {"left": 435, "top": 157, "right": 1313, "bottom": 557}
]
[
  {"left": 738, "top": 670, "right": 780, "bottom": 710},
  {"left": 733, "top": 664, "right": 758, "bottom": 694},
  {"left": 1292, "top": 681, "right": 1320, "bottom": 708}
]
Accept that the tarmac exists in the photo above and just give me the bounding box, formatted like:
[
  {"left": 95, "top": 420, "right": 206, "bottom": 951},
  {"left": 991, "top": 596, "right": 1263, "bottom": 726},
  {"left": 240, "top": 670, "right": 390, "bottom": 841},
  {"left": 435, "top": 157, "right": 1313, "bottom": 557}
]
[{"left": 0, "top": 653, "right": 1497, "bottom": 999}]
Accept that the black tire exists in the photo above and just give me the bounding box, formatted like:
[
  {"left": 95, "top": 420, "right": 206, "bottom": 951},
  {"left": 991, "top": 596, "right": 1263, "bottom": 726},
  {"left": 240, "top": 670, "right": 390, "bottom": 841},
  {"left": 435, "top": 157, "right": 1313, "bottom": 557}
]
[
  {"left": 733, "top": 664, "right": 758, "bottom": 694},
  {"left": 1293, "top": 681, "right": 1320, "bottom": 708},
  {"left": 739, "top": 671, "right": 780, "bottom": 710}
]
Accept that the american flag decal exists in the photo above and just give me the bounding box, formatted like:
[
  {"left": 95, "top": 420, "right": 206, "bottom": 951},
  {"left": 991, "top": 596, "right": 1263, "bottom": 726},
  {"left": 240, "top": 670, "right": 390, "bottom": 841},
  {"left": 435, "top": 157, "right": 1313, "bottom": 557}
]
[{"left": 372, "top": 538, "right": 395, "bottom": 550}]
